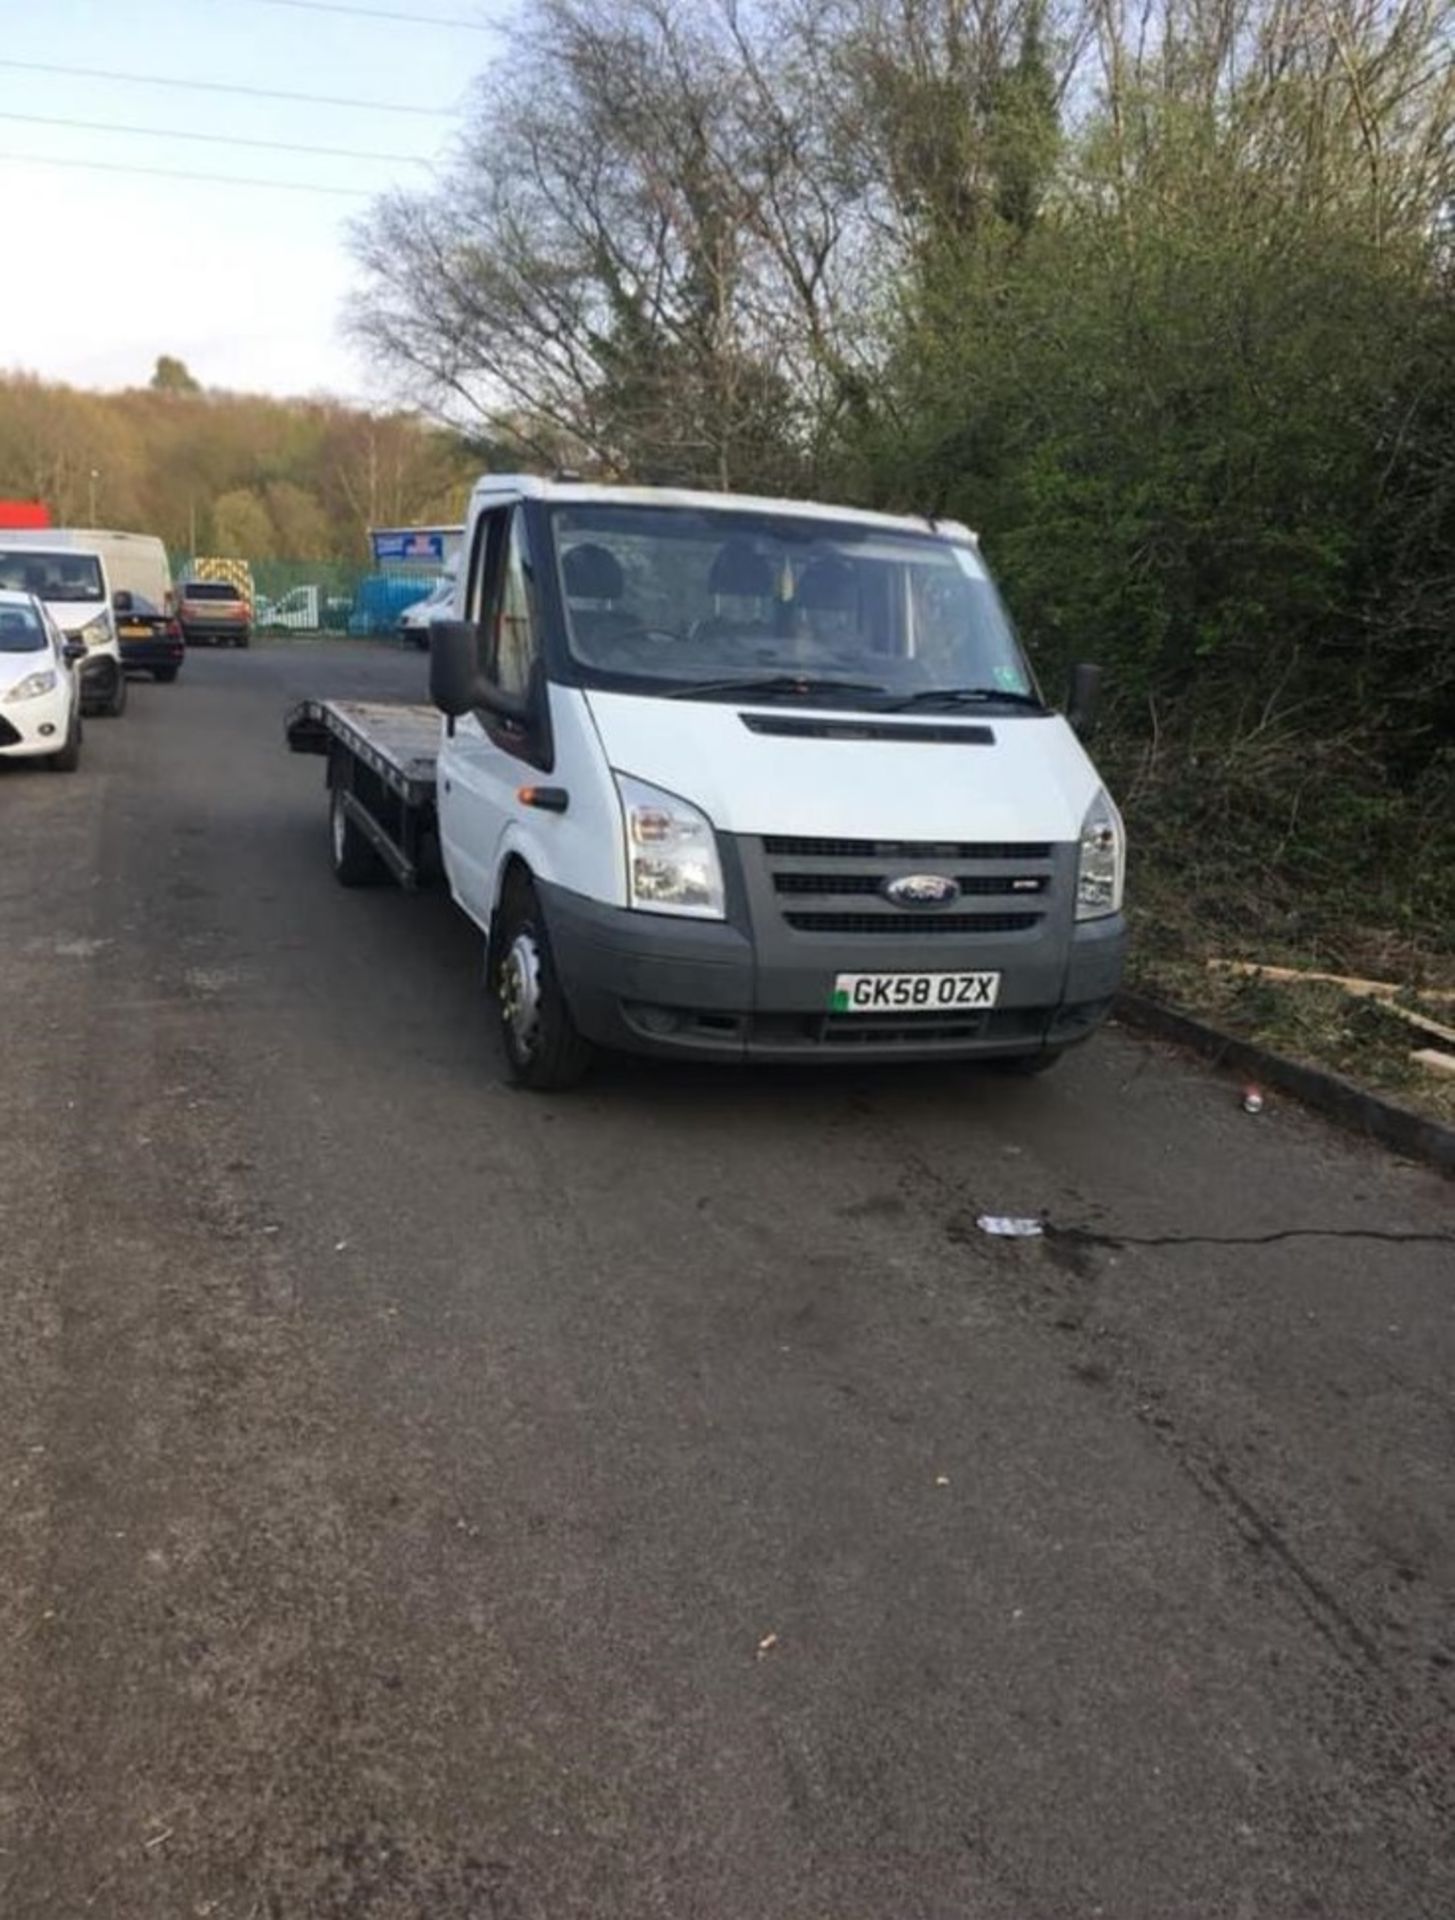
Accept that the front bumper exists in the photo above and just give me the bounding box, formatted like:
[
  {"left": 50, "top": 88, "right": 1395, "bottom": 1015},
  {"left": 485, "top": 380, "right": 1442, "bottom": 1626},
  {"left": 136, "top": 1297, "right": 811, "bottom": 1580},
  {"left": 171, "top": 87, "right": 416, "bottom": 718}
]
[
  {"left": 540, "top": 871, "right": 1127, "bottom": 1064},
  {"left": 0, "top": 684, "right": 74, "bottom": 757},
  {"left": 181, "top": 623, "right": 250, "bottom": 644}
]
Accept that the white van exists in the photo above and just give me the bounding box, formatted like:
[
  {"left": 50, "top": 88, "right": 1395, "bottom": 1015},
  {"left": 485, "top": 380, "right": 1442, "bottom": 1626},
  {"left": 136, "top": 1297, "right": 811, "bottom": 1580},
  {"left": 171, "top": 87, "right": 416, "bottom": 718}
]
[
  {"left": 73, "top": 529, "right": 171, "bottom": 611},
  {"left": 418, "top": 476, "right": 1127, "bottom": 1086},
  {"left": 398, "top": 567, "right": 457, "bottom": 649},
  {"left": 0, "top": 542, "right": 126, "bottom": 716}
]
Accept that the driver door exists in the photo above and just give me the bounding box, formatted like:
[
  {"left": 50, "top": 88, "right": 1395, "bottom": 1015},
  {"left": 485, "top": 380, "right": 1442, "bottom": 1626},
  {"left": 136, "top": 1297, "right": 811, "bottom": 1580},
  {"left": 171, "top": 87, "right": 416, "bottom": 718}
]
[{"left": 438, "top": 504, "right": 549, "bottom": 929}]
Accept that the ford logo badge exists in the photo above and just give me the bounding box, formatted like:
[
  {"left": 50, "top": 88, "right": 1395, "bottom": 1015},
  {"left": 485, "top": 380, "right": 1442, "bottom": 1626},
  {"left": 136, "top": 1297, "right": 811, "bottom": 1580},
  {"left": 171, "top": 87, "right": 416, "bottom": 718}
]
[{"left": 883, "top": 872, "right": 961, "bottom": 907}]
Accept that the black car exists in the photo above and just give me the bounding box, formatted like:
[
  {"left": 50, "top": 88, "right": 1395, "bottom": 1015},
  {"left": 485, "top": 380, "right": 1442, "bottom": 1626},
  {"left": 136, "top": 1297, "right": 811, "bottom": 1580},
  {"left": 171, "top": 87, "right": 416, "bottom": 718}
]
[{"left": 115, "top": 590, "right": 185, "bottom": 682}]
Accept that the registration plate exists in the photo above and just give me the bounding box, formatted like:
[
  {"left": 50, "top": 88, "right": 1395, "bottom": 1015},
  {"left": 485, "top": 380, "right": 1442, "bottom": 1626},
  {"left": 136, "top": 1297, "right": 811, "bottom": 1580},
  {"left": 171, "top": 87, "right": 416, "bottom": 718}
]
[
  {"left": 831, "top": 971, "right": 1001, "bottom": 1014},
  {"left": 119, "top": 624, "right": 153, "bottom": 639}
]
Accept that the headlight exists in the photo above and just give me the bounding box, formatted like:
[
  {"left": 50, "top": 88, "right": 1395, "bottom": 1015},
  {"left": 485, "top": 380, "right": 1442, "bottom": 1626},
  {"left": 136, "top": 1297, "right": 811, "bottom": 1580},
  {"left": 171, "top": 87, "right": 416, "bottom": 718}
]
[
  {"left": 1076, "top": 788, "right": 1125, "bottom": 920},
  {"left": 6, "top": 669, "right": 58, "bottom": 703},
  {"left": 80, "top": 614, "right": 113, "bottom": 648},
  {"left": 615, "top": 772, "right": 725, "bottom": 919}
]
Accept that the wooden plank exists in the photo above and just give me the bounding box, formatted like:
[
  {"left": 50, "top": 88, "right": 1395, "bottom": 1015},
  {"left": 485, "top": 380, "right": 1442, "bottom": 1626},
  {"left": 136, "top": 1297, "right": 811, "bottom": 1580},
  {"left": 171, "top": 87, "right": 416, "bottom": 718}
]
[
  {"left": 1207, "top": 958, "right": 1455, "bottom": 1047},
  {"left": 1207, "top": 958, "right": 1455, "bottom": 1003}
]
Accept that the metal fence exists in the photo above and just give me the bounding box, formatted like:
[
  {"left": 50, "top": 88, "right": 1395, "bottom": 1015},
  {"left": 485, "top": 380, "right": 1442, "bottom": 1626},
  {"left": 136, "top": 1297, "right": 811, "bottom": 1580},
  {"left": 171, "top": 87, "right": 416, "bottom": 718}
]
[{"left": 171, "top": 556, "right": 445, "bottom": 638}]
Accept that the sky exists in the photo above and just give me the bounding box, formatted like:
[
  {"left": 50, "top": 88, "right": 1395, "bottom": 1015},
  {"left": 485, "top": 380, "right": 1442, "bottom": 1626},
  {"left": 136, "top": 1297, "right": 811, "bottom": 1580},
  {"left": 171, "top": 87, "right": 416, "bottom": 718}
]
[{"left": 0, "top": 0, "right": 505, "bottom": 402}]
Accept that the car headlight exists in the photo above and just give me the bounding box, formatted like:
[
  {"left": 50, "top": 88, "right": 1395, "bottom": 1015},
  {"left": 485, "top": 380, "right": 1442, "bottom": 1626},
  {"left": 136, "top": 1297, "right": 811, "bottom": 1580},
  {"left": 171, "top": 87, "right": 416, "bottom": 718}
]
[
  {"left": 6, "top": 669, "right": 58, "bottom": 703},
  {"left": 1076, "top": 788, "right": 1125, "bottom": 920},
  {"left": 79, "top": 614, "right": 113, "bottom": 648},
  {"left": 615, "top": 772, "right": 725, "bottom": 919}
]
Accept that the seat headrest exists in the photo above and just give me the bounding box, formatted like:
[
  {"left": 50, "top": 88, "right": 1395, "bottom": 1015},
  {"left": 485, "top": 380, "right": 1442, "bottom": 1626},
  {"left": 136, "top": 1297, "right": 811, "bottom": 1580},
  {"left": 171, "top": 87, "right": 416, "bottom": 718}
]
[
  {"left": 708, "top": 540, "right": 774, "bottom": 598},
  {"left": 795, "top": 556, "right": 858, "bottom": 612},
  {"left": 562, "top": 542, "right": 624, "bottom": 601}
]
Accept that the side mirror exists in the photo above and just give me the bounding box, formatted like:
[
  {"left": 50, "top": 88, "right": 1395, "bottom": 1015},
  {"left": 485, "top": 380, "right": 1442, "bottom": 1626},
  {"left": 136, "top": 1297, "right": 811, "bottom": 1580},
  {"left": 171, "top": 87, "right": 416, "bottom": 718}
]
[
  {"left": 112, "top": 589, "right": 133, "bottom": 614},
  {"left": 63, "top": 639, "right": 86, "bottom": 664},
  {"left": 1067, "top": 662, "right": 1101, "bottom": 738},
  {"left": 429, "top": 619, "right": 488, "bottom": 717}
]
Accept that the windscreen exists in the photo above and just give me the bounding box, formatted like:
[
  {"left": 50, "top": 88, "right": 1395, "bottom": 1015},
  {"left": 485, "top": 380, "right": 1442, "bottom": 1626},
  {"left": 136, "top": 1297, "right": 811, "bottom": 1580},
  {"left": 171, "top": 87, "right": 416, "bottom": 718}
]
[
  {"left": 549, "top": 505, "right": 1036, "bottom": 707},
  {"left": 0, "top": 550, "right": 103, "bottom": 603},
  {"left": 0, "top": 603, "right": 46, "bottom": 651}
]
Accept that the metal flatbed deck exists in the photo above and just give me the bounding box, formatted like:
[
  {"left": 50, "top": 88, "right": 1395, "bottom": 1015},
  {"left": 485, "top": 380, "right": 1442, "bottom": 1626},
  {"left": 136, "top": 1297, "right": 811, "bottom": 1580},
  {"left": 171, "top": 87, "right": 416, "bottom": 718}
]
[{"left": 285, "top": 698, "right": 440, "bottom": 806}]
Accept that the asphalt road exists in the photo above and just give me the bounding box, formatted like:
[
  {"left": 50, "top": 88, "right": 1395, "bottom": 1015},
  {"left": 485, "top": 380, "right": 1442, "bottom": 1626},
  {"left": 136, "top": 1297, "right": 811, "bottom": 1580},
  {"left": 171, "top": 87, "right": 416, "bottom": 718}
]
[{"left": 2, "top": 641, "right": 1452, "bottom": 1920}]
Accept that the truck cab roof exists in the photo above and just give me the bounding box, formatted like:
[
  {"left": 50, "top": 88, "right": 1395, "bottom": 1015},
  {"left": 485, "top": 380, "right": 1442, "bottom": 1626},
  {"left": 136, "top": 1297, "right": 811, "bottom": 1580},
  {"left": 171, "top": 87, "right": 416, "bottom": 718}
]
[{"left": 469, "top": 475, "right": 976, "bottom": 545}]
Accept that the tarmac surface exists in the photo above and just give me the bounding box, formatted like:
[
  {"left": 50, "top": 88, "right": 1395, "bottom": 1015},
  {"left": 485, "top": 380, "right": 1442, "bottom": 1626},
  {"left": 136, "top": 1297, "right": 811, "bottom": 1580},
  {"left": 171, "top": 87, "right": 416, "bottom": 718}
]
[{"left": 1, "top": 640, "right": 1451, "bottom": 1919}]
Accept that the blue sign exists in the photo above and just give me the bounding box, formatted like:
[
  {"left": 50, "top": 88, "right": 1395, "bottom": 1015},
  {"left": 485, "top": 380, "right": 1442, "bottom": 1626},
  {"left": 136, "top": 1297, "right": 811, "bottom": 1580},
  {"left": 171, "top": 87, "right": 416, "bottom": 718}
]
[{"left": 371, "top": 528, "right": 449, "bottom": 564}]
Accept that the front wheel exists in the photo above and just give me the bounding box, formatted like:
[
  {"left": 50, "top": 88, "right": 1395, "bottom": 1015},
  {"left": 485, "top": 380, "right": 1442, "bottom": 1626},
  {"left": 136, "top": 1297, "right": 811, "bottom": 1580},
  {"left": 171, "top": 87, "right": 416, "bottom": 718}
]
[
  {"left": 495, "top": 879, "right": 593, "bottom": 1091},
  {"left": 104, "top": 666, "right": 127, "bottom": 717},
  {"left": 235, "top": 634, "right": 251, "bottom": 649}
]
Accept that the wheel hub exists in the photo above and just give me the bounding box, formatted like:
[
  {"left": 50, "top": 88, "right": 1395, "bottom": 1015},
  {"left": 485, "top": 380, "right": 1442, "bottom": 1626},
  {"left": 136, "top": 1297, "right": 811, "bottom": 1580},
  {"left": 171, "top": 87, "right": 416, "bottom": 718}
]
[{"left": 500, "top": 933, "right": 544, "bottom": 1055}]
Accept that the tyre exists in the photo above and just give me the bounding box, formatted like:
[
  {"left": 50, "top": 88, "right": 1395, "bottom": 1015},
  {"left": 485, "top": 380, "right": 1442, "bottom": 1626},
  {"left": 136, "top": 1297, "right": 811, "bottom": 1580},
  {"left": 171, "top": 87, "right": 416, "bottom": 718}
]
[
  {"left": 328, "top": 782, "right": 388, "bottom": 887},
  {"left": 104, "top": 665, "right": 127, "bottom": 717},
  {"left": 153, "top": 666, "right": 179, "bottom": 684},
  {"left": 235, "top": 633, "right": 251, "bottom": 650},
  {"left": 50, "top": 712, "right": 81, "bottom": 772},
  {"left": 494, "top": 876, "right": 594, "bottom": 1091}
]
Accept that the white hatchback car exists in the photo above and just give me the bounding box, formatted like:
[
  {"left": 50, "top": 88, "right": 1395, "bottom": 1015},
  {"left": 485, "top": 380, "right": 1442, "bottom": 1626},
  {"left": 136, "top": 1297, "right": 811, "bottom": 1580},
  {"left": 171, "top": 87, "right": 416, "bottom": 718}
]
[{"left": 0, "top": 589, "right": 82, "bottom": 771}]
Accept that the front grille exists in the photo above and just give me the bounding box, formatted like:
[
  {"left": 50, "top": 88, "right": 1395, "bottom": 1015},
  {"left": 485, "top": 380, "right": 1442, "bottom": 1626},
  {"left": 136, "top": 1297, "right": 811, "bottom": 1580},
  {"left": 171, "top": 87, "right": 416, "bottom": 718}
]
[
  {"left": 764, "top": 836, "right": 1051, "bottom": 861},
  {"left": 774, "top": 872, "right": 1047, "bottom": 898},
  {"left": 756, "top": 832, "right": 1059, "bottom": 941},
  {"left": 783, "top": 911, "right": 1040, "bottom": 936}
]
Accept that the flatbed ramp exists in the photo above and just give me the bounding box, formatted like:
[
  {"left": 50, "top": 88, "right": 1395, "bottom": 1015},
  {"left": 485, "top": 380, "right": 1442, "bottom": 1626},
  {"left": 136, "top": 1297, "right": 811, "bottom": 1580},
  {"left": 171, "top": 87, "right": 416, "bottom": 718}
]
[
  {"left": 286, "top": 698, "right": 442, "bottom": 889},
  {"left": 286, "top": 699, "right": 440, "bottom": 802}
]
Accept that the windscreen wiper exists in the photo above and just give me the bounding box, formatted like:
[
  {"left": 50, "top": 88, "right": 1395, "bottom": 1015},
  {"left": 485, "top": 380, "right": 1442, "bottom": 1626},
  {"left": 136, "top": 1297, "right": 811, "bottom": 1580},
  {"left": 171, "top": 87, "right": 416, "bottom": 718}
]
[
  {"left": 663, "top": 673, "right": 890, "bottom": 702},
  {"left": 890, "top": 685, "right": 1046, "bottom": 712}
]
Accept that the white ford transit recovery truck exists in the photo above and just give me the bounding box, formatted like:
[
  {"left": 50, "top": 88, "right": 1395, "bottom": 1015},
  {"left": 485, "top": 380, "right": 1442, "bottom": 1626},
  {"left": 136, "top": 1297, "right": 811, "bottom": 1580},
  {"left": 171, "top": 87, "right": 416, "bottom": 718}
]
[{"left": 288, "top": 476, "right": 1126, "bottom": 1088}]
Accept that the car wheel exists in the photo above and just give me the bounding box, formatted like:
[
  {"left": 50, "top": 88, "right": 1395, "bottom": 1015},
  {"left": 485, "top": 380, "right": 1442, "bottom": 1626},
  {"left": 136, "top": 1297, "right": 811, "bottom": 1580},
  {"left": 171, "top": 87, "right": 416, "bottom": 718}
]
[
  {"left": 49, "top": 712, "right": 82, "bottom": 772},
  {"left": 104, "top": 666, "right": 127, "bottom": 717},
  {"left": 495, "top": 875, "right": 594, "bottom": 1091},
  {"left": 153, "top": 666, "right": 179, "bottom": 684},
  {"left": 329, "top": 782, "right": 387, "bottom": 887},
  {"left": 235, "top": 634, "right": 251, "bottom": 650}
]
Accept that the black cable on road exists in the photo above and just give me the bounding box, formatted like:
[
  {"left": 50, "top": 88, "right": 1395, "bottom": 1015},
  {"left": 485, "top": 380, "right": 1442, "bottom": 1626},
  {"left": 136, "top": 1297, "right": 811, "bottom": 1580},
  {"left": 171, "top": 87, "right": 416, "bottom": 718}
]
[
  {"left": 1049, "top": 1224, "right": 1455, "bottom": 1251},
  {"left": 0, "top": 57, "right": 459, "bottom": 116}
]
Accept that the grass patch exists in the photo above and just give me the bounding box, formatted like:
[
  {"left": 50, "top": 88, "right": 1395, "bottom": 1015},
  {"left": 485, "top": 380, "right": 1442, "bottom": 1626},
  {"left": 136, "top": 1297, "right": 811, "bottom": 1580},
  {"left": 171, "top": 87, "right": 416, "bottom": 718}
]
[{"left": 1109, "top": 730, "right": 1455, "bottom": 1129}]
